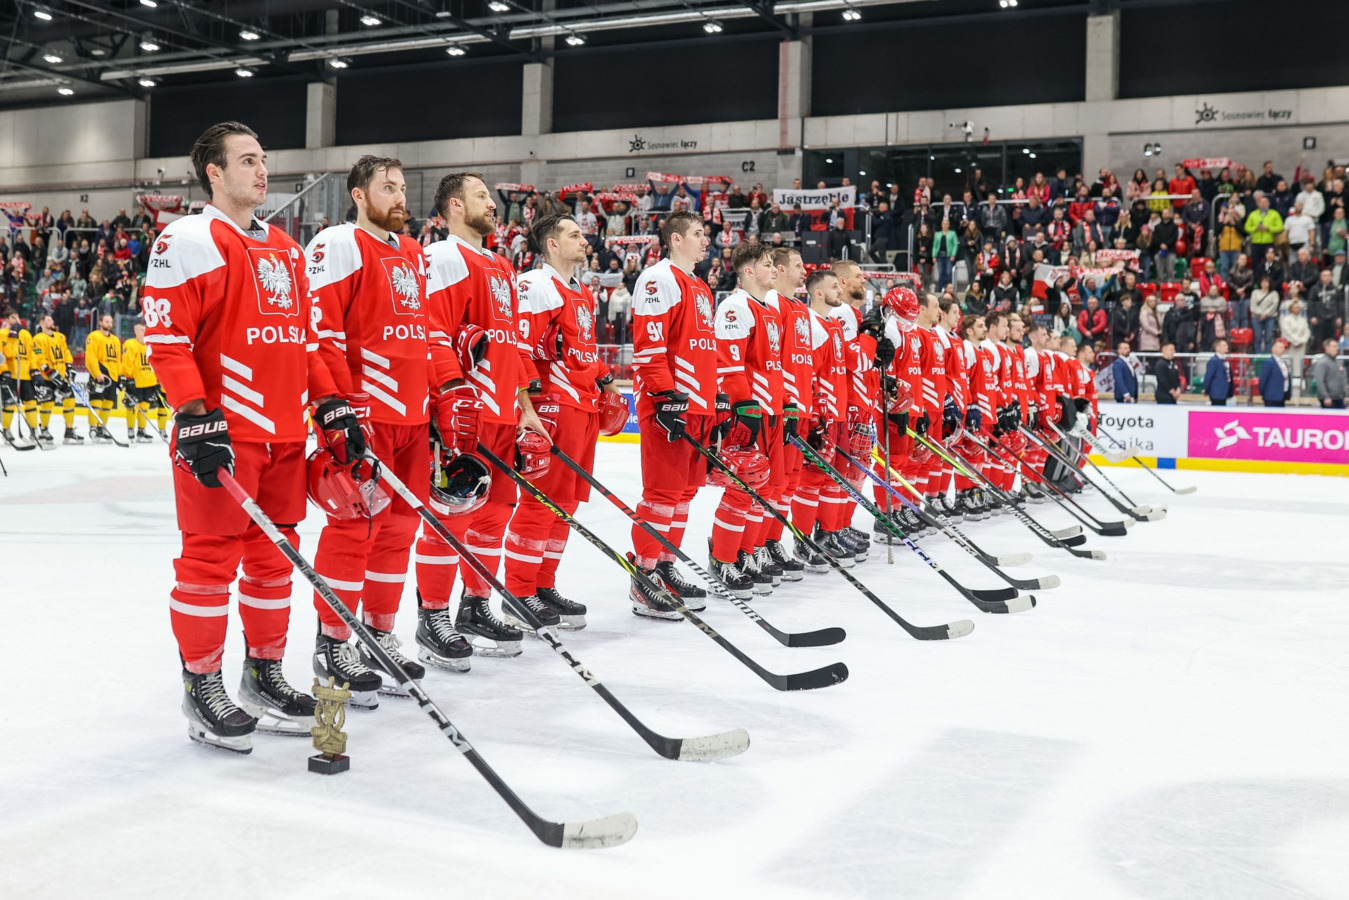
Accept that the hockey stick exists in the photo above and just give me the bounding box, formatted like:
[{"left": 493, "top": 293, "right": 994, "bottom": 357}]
[
  {"left": 0, "top": 378, "right": 36, "bottom": 451},
  {"left": 215, "top": 469, "right": 637, "bottom": 849},
  {"left": 911, "top": 430, "right": 1106, "bottom": 560},
  {"left": 1039, "top": 423, "right": 1165, "bottom": 520},
  {"left": 974, "top": 433, "right": 1132, "bottom": 537},
  {"left": 547, "top": 444, "right": 845, "bottom": 648},
  {"left": 374, "top": 461, "right": 749, "bottom": 762},
  {"left": 845, "top": 446, "right": 1059, "bottom": 591},
  {"left": 1094, "top": 423, "right": 1197, "bottom": 495},
  {"left": 862, "top": 445, "right": 1033, "bottom": 568},
  {"left": 477, "top": 443, "right": 849, "bottom": 691},
  {"left": 70, "top": 380, "right": 129, "bottom": 447},
  {"left": 679, "top": 433, "right": 975, "bottom": 641},
  {"left": 788, "top": 434, "right": 1034, "bottom": 614},
  {"left": 882, "top": 387, "right": 894, "bottom": 566}
]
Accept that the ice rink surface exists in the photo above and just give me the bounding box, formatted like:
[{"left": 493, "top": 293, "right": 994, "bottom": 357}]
[{"left": 2, "top": 438, "right": 1347, "bottom": 899}]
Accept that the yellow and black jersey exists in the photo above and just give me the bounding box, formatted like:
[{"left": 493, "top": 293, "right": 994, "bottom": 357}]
[
  {"left": 121, "top": 338, "right": 158, "bottom": 388},
  {"left": 32, "top": 331, "right": 71, "bottom": 376},
  {"left": 1, "top": 327, "right": 35, "bottom": 380},
  {"left": 85, "top": 330, "right": 121, "bottom": 380}
]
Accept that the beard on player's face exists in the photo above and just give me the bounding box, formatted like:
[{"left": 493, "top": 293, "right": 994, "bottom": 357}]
[
  {"left": 366, "top": 199, "right": 406, "bottom": 233},
  {"left": 465, "top": 206, "right": 494, "bottom": 237}
]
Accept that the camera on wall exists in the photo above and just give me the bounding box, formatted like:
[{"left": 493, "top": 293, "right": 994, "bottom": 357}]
[{"left": 949, "top": 120, "right": 974, "bottom": 143}]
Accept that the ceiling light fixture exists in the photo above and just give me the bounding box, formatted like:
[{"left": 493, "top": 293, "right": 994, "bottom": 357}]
[
  {"left": 58, "top": 87, "right": 74, "bottom": 95},
  {"left": 34, "top": 9, "right": 53, "bottom": 21},
  {"left": 360, "top": 14, "right": 381, "bottom": 26},
  {"left": 703, "top": 19, "right": 723, "bottom": 32},
  {"left": 565, "top": 33, "right": 586, "bottom": 45},
  {"left": 140, "top": 39, "right": 161, "bottom": 52},
  {"left": 998, "top": 0, "right": 1018, "bottom": 7},
  {"left": 235, "top": 67, "right": 254, "bottom": 77},
  {"left": 489, "top": 1, "right": 511, "bottom": 11},
  {"left": 239, "top": 29, "right": 260, "bottom": 41},
  {"left": 43, "top": 53, "right": 62, "bottom": 64},
  {"left": 328, "top": 57, "right": 350, "bottom": 68},
  {"left": 140, "top": 0, "right": 158, "bottom": 7},
  {"left": 446, "top": 45, "right": 466, "bottom": 56},
  {"left": 138, "top": 77, "right": 157, "bottom": 87},
  {"left": 842, "top": 7, "right": 861, "bottom": 20}
]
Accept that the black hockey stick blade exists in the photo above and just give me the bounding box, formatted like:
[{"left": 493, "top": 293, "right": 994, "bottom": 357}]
[
  {"left": 785, "top": 626, "right": 848, "bottom": 648},
  {"left": 970, "top": 585, "right": 1020, "bottom": 603},
  {"left": 1062, "top": 533, "right": 1088, "bottom": 547}
]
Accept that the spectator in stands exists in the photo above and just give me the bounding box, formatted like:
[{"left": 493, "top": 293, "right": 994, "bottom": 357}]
[
  {"left": 1253, "top": 246, "right": 1284, "bottom": 299},
  {"left": 1077, "top": 295, "right": 1108, "bottom": 344},
  {"left": 1049, "top": 167, "right": 1070, "bottom": 202},
  {"left": 1205, "top": 339, "right": 1231, "bottom": 405},
  {"left": 1308, "top": 268, "right": 1345, "bottom": 345},
  {"left": 1110, "top": 293, "right": 1138, "bottom": 349},
  {"left": 1020, "top": 194, "right": 1049, "bottom": 236},
  {"left": 1112, "top": 342, "right": 1139, "bottom": 402},
  {"left": 1153, "top": 343, "right": 1182, "bottom": 403},
  {"left": 1164, "top": 294, "right": 1196, "bottom": 353},
  {"left": 1287, "top": 246, "right": 1318, "bottom": 294},
  {"left": 1334, "top": 249, "right": 1348, "bottom": 289},
  {"left": 713, "top": 224, "right": 740, "bottom": 256},
  {"left": 760, "top": 202, "right": 789, "bottom": 235},
  {"left": 788, "top": 203, "right": 808, "bottom": 237},
  {"left": 1259, "top": 338, "right": 1291, "bottom": 406},
  {"left": 963, "top": 280, "right": 989, "bottom": 316},
  {"left": 111, "top": 208, "right": 130, "bottom": 231},
  {"left": 1245, "top": 192, "right": 1284, "bottom": 252},
  {"left": 1105, "top": 270, "right": 1141, "bottom": 312},
  {"left": 1147, "top": 177, "right": 1170, "bottom": 214},
  {"left": 992, "top": 269, "right": 1019, "bottom": 313},
  {"left": 1256, "top": 161, "right": 1282, "bottom": 195},
  {"left": 1181, "top": 190, "right": 1208, "bottom": 241},
  {"left": 1199, "top": 286, "right": 1229, "bottom": 351},
  {"left": 1152, "top": 207, "right": 1181, "bottom": 282},
  {"left": 1250, "top": 275, "right": 1281, "bottom": 354},
  {"left": 1168, "top": 164, "right": 1197, "bottom": 209},
  {"left": 1327, "top": 206, "right": 1348, "bottom": 261},
  {"left": 75, "top": 209, "right": 94, "bottom": 231},
  {"left": 1045, "top": 207, "right": 1071, "bottom": 263},
  {"left": 977, "top": 193, "right": 1008, "bottom": 246},
  {"left": 913, "top": 223, "right": 933, "bottom": 288},
  {"left": 1072, "top": 208, "right": 1105, "bottom": 257},
  {"left": 1137, "top": 293, "right": 1163, "bottom": 352},
  {"left": 1197, "top": 258, "right": 1226, "bottom": 296},
  {"left": 1125, "top": 169, "right": 1150, "bottom": 204},
  {"left": 1311, "top": 338, "right": 1345, "bottom": 408},
  {"left": 1097, "top": 187, "right": 1122, "bottom": 239},
  {"left": 1279, "top": 301, "right": 1310, "bottom": 401},
  {"left": 726, "top": 184, "right": 748, "bottom": 209},
  {"left": 827, "top": 217, "right": 854, "bottom": 262},
  {"left": 869, "top": 202, "right": 898, "bottom": 265}
]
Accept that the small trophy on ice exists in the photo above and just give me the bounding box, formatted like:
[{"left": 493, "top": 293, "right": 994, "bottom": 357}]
[{"left": 309, "top": 676, "right": 352, "bottom": 775}]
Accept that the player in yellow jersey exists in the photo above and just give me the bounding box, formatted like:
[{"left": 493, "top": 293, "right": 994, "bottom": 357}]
[
  {"left": 32, "top": 314, "right": 82, "bottom": 445},
  {"left": 121, "top": 320, "right": 166, "bottom": 443},
  {"left": 2, "top": 308, "right": 41, "bottom": 449},
  {"left": 84, "top": 313, "right": 122, "bottom": 444}
]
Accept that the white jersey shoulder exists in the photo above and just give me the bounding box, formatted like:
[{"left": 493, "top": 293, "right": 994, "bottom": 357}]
[
  {"left": 632, "top": 258, "right": 683, "bottom": 318},
  {"left": 981, "top": 339, "right": 1002, "bottom": 364},
  {"left": 304, "top": 223, "right": 362, "bottom": 291},
  {"left": 1023, "top": 346, "right": 1040, "bottom": 377},
  {"left": 715, "top": 289, "right": 756, "bottom": 340},
  {"left": 962, "top": 338, "right": 978, "bottom": 367},
  {"left": 424, "top": 235, "right": 473, "bottom": 293},
  {"left": 808, "top": 307, "right": 832, "bottom": 350},
  {"left": 517, "top": 266, "right": 567, "bottom": 314},
  {"left": 884, "top": 318, "right": 904, "bottom": 347},
  {"left": 828, "top": 303, "right": 860, "bottom": 340},
  {"left": 143, "top": 213, "right": 226, "bottom": 290}
]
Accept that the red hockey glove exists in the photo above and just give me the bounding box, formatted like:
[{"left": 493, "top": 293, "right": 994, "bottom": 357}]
[
  {"left": 453, "top": 324, "right": 489, "bottom": 375},
  {"left": 723, "top": 400, "right": 763, "bottom": 450},
  {"left": 782, "top": 402, "right": 802, "bottom": 442},
  {"left": 435, "top": 384, "right": 483, "bottom": 455},
  {"left": 516, "top": 394, "right": 560, "bottom": 481},
  {"left": 533, "top": 321, "right": 564, "bottom": 361}
]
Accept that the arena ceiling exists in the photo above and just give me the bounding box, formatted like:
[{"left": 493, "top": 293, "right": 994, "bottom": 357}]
[{"left": 0, "top": 0, "right": 1205, "bottom": 110}]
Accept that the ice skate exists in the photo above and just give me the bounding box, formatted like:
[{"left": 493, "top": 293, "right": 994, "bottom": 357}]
[
  {"left": 358, "top": 628, "right": 426, "bottom": 695},
  {"left": 502, "top": 592, "right": 563, "bottom": 637},
  {"left": 534, "top": 586, "right": 588, "bottom": 629},
  {"left": 415, "top": 603, "right": 473, "bottom": 672},
  {"left": 182, "top": 668, "right": 256, "bottom": 754},
  {"left": 238, "top": 657, "right": 317, "bottom": 735},
  {"left": 455, "top": 595, "right": 523, "bottom": 657},
  {"left": 765, "top": 540, "right": 805, "bottom": 582},
  {"left": 629, "top": 552, "right": 686, "bottom": 620},
  {"left": 314, "top": 632, "right": 383, "bottom": 709},
  {"left": 738, "top": 548, "right": 773, "bottom": 595}
]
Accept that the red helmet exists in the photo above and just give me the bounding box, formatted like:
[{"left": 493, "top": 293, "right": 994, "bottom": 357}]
[
  {"left": 886, "top": 377, "right": 914, "bottom": 413},
  {"left": 307, "top": 448, "right": 391, "bottom": 520},
  {"left": 803, "top": 422, "right": 837, "bottom": 470},
  {"left": 706, "top": 448, "right": 771, "bottom": 490},
  {"left": 883, "top": 286, "right": 920, "bottom": 331},
  {"left": 430, "top": 451, "right": 492, "bottom": 516},
  {"left": 999, "top": 430, "right": 1028, "bottom": 455},
  {"left": 909, "top": 438, "right": 934, "bottom": 465},
  {"left": 957, "top": 434, "right": 987, "bottom": 465},
  {"left": 597, "top": 390, "right": 630, "bottom": 437}
]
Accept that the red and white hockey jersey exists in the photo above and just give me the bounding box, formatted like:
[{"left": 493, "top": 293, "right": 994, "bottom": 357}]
[
  {"left": 425, "top": 235, "right": 530, "bottom": 426},
  {"left": 517, "top": 262, "right": 606, "bottom": 412},
  {"left": 773, "top": 291, "right": 814, "bottom": 415},
  {"left": 143, "top": 205, "right": 336, "bottom": 443},
  {"left": 631, "top": 258, "right": 719, "bottom": 418},
  {"left": 715, "top": 289, "right": 785, "bottom": 415},
  {"left": 808, "top": 308, "right": 850, "bottom": 421},
  {"left": 306, "top": 223, "right": 431, "bottom": 424},
  {"left": 829, "top": 304, "right": 877, "bottom": 418},
  {"left": 937, "top": 326, "right": 967, "bottom": 413},
  {"left": 886, "top": 320, "right": 935, "bottom": 419},
  {"left": 965, "top": 338, "right": 996, "bottom": 433}
]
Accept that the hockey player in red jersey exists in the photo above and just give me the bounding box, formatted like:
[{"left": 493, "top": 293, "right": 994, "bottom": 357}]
[
  {"left": 1018, "top": 320, "right": 1053, "bottom": 496},
  {"left": 502, "top": 214, "right": 621, "bottom": 631},
  {"left": 709, "top": 241, "right": 784, "bottom": 597},
  {"left": 826, "top": 260, "right": 883, "bottom": 562},
  {"left": 763, "top": 247, "right": 814, "bottom": 581},
  {"left": 954, "top": 314, "right": 994, "bottom": 519},
  {"left": 414, "top": 172, "right": 552, "bottom": 660},
  {"left": 979, "top": 311, "right": 1015, "bottom": 501},
  {"left": 146, "top": 122, "right": 355, "bottom": 753},
  {"left": 873, "top": 285, "right": 933, "bottom": 539},
  {"left": 929, "top": 296, "right": 966, "bottom": 519},
  {"left": 305, "top": 155, "right": 430, "bottom": 706},
  {"left": 626, "top": 211, "right": 717, "bottom": 619}
]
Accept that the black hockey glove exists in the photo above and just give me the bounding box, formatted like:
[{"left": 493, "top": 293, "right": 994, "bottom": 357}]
[
  {"left": 0, "top": 371, "right": 14, "bottom": 405},
  {"left": 118, "top": 376, "right": 133, "bottom": 397},
  {"left": 913, "top": 411, "right": 930, "bottom": 438},
  {"left": 964, "top": 405, "right": 982, "bottom": 432},
  {"left": 782, "top": 402, "right": 802, "bottom": 442},
  {"left": 1058, "top": 393, "right": 1078, "bottom": 430},
  {"left": 649, "top": 389, "right": 689, "bottom": 441},
  {"left": 1073, "top": 397, "right": 1090, "bottom": 414},
  {"left": 859, "top": 304, "right": 885, "bottom": 341},
  {"left": 526, "top": 377, "right": 543, "bottom": 396},
  {"left": 723, "top": 400, "right": 763, "bottom": 450},
  {"left": 712, "top": 392, "right": 732, "bottom": 442},
  {"left": 174, "top": 408, "right": 233, "bottom": 489},
  {"left": 873, "top": 336, "right": 895, "bottom": 370},
  {"left": 49, "top": 371, "right": 70, "bottom": 394},
  {"left": 315, "top": 397, "right": 366, "bottom": 465}
]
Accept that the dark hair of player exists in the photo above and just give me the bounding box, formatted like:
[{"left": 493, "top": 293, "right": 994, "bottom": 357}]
[
  {"left": 984, "top": 310, "right": 1006, "bottom": 329},
  {"left": 347, "top": 155, "right": 404, "bottom": 195},
  {"left": 805, "top": 269, "right": 836, "bottom": 295},
  {"left": 731, "top": 240, "right": 770, "bottom": 279},
  {"left": 1027, "top": 321, "right": 1047, "bottom": 336},
  {"left": 937, "top": 295, "right": 959, "bottom": 315},
  {"left": 528, "top": 214, "right": 576, "bottom": 256},
  {"left": 189, "top": 121, "right": 260, "bottom": 199},
  {"left": 961, "top": 314, "right": 980, "bottom": 339},
  {"left": 659, "top": 210, "right": 702, "bottom": 249},
  {"left": 433, "top": 171, "right": 485, "bottom": 219},
  {"left": 771, "top": 246, "right": 800, "bottom": 269}
]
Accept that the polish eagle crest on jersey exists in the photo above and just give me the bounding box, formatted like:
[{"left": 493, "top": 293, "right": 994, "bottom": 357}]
[
  {"left": 833, "top": 332, "right": 844, "bottom": 358},
  {"left": 575, "top": 303, "right": 594, "bottom": 342},
  {"left": 249, "top": 248, "right": 298, "bottom": 315},
  {"left": 794, "top": 316, "right": 810, "bottom": 347},
  {"left": 489, "top": 274, "right": 513, "bottom": 320},
  {"left": 909, "top": 335, "right": 921, "bottom": 357},
  {"left": 390, "top": 262, "right": 422, "bottom": 312},
  {"left": 694, "top": 290, "right": 714, "bottom": 332},
  {"left": 765, "top": 318, "right": 782, "bottom": 354}
]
